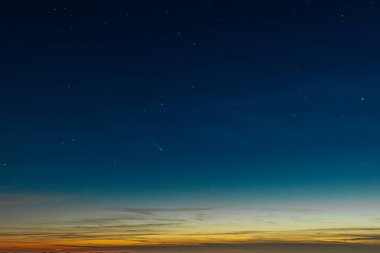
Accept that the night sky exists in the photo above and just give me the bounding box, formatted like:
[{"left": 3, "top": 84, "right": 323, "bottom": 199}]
[{"left": 1, "top": 1, "right": 380, "bottom": 252}]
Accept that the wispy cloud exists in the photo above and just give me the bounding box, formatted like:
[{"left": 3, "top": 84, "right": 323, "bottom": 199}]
[
  {"left": 110, "top": 206, "right": 217, "bottom": 215},
  {"left": 2, "top": 204, "right": 380, "bottom": 252},
  {"left": 0, "top": 185, "right": 12, "bottom": 190},
  {"left": 0, "top": 193, "right": 65, "bottom": 206},
  {"left": 51, "top": 242, "right": 380, "bottom": 253}
]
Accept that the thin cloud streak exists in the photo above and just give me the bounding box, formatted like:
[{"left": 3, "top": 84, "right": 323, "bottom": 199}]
[
  {"left": 0, "top": 193, "right": 66, "bottom": 206},
  {"left": 50, "top": 242, "right": 380, "bottom": 253},
  {"left": 110, "top": 207, "right": 217, "bottom": 215}
]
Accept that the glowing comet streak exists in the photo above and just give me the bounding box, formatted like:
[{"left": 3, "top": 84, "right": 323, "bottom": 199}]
[{"left": 152, "top": 139, "right": 164, "bottom": 152}]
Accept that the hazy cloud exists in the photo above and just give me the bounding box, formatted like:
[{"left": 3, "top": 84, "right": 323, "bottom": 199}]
[
  {"left": 51, "top": 242, "right": 380, "bottom": 253},
  {"left": 110, "top": 206, "right": 217, "bottom": 215},
  {"left": 0, "top": 193, "right": 65, "bottom": 206}
]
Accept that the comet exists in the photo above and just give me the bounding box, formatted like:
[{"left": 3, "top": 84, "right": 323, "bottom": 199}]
[{"left": 151, "top": 139, "right": 164, "bottom": 152}]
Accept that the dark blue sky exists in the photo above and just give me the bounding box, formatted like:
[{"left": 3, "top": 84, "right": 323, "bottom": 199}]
[
  {"left": 2, "top": 1, "right": 380, "bottom": 252},
  {"left": 0, "top": 1, "right": 380, "bottom": 196},
  {"left": 1, "top": 0, "right": 380, "bottom": 213}
]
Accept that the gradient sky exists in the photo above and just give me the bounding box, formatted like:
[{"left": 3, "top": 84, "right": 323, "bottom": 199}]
[{"left": 1, "top": 1, "right": 380, "bottom": 252}]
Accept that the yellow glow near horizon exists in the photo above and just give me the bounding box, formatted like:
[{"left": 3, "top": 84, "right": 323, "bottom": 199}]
[{"left": 1, "top": 203, "right": 380, "bottom": 252}]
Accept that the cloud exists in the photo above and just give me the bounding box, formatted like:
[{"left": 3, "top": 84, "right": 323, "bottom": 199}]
[
  {"left": 50, "top": 242, "right": 380, "bottom": 253},
  {"left": 3, "top": 225, "right": 380, "bottom": 252},
  {"left": 0, "top": 185, "right": 12, "bottom": 190},
  {"left": 72, "top": 215, "right": 187, "bottom": 225},
  {"left": 345, "top": 235, "right": 380, "bottom": 241},
  {"left": 109, "top": 206, "right": 217, "bottom": 215},
  {"left": 0, "top": 193, "right": 65, "bottom": 206},
  {"left": 3, "top": 203, "right": 380, "bottom": 252},
  {"left": 67, "top": 222, "right": 183, "bottom": 230},
  {"left": 303, "top": 227, "right": 380, "bottom": 232},
  {"left": 107, "top": 205, "right": 310, "bottom": 216}
]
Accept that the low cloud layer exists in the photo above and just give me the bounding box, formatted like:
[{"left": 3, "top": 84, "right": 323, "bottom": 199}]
[
  {"left": 0, "top": 193, "right": 65, "bottom": 206},
  {"left": 1, "top": 203, "right": 380, "bottom": 252}
]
